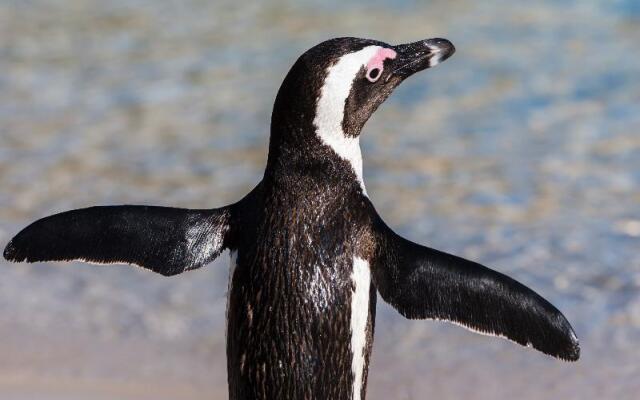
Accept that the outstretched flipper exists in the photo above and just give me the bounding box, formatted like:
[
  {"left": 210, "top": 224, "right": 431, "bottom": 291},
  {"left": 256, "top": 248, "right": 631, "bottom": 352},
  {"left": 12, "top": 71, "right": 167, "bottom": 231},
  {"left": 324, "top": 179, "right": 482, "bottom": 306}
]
[
  {"left": 369, "top": 212, "right": 580, "bottom": 361},
  {"left": 4, "top": 205, "right": 231, "bottom": 276}
]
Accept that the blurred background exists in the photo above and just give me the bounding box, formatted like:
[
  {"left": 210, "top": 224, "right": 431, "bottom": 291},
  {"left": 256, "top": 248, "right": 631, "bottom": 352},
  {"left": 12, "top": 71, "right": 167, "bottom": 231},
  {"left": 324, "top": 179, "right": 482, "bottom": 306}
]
[{"left": 0, "top": 0, "right": 639, "bottom": 399}]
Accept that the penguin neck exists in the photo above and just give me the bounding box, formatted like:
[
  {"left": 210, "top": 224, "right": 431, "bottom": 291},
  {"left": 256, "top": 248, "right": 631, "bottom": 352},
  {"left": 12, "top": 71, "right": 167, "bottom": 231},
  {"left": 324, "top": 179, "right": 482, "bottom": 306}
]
[
  {"left": 265, "top": 122, "right": 367, "bottom": 197},
  {"left": 266, "top": 88, "right": 368, "bottom": 196},
  {"left": 315, "top": 125, "right": 366, "bottom": 194}
]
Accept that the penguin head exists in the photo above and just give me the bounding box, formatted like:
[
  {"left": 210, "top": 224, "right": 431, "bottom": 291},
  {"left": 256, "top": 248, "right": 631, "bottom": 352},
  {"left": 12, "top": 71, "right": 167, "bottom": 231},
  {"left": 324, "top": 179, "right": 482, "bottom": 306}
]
[
  {"left": 315, "top": 37, "right": 455, "bottom": 137},
  {"left": 268, "top": 37, "right": 454, "bottom": 185},
  {"left": 272, "top": 37, "right": 455, "bottom": 139}
]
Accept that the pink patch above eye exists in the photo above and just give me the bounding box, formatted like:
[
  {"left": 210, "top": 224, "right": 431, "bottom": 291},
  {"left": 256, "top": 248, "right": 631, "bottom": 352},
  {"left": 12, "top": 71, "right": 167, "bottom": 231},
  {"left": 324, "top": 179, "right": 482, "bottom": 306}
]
[{"left": 366, "top": 48, "right": 397, "bottom": 76}]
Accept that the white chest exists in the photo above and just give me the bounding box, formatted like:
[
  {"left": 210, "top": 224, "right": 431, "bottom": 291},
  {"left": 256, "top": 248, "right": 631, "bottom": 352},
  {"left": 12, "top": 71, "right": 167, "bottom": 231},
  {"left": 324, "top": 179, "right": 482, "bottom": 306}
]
[{"left": 350, "top": 256, "right": 371, "bottom": 400}]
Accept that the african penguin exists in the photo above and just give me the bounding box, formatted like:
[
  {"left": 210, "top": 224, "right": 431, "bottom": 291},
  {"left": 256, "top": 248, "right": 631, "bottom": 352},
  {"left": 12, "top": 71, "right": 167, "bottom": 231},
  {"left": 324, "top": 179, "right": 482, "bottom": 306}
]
[{"left": 4, "top": 37, "right": 580, "bottom": 400}]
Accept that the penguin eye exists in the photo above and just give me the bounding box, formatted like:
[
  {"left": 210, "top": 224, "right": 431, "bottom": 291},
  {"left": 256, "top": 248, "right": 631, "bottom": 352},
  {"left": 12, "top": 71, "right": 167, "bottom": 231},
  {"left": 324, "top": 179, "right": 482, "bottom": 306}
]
[
  {"left": 365, "top": 47, "right": 396, "bottom": 83},
  {"left": 366, "top": 67, "right": 381, "bottom": 82}
]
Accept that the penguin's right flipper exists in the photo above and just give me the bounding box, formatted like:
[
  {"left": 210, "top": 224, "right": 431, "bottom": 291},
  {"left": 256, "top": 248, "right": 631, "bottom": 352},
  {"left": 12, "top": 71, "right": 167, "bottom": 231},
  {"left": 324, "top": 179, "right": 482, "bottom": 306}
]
[
  {"left": 4, "top": 205, "right": 231, "bottom": 276},
  {"left": 369, "top": 215, "right": 580, "bottom": 361}
]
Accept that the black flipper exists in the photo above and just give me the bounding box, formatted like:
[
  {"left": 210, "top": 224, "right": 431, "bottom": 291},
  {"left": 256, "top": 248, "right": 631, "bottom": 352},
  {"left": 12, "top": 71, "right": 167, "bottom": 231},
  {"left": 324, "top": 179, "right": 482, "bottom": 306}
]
[
  {"left": 369, "top": 213, "right": 580, "bottom": 361},
  {"left": 4, "top": 205, "right": 231, "bottom": 276}
]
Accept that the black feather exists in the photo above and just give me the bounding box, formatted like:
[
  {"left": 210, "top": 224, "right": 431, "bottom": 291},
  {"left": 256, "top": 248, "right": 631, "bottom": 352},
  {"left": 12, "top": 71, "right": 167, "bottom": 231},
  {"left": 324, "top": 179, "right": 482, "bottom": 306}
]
[
  {"left": 368, "top": 208, "right": 579, "bottom": 361},
  {"left": 4, "top": 205, "right": 230, "bottom": 276}
]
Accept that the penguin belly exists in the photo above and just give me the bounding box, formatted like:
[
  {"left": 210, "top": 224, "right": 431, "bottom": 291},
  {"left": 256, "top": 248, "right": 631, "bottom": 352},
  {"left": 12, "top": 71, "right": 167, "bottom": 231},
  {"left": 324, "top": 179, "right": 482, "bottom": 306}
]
[{"left": 226, "top": 245, "right": 377, "bottom": 400}]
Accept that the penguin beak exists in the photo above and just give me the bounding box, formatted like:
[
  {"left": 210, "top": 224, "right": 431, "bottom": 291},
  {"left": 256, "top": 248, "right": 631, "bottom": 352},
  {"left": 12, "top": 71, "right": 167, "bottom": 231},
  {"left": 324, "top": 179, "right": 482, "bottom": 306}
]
[{"left": 389, "top": 38, "right": 455, "bottom": 80}]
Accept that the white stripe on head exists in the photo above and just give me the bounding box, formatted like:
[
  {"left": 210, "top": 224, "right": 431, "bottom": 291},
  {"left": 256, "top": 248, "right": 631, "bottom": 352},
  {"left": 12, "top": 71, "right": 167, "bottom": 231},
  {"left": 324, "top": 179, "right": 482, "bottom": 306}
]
[
  {"left": 350, "top": 256, "right": 371, "bottom": 400},
  {"left": 313, "top": 45, "right": 382, "bottom": 195}
]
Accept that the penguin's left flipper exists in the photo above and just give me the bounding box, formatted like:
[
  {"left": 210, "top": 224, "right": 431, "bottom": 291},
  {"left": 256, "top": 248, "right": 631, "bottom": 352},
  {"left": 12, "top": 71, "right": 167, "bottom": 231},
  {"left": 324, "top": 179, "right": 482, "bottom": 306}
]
[
  {"left": 4, "top": 205, "right": 230, "bottom": 276},
  {"left": 370, "top": 216, "right": 580, "bottom": 361}
]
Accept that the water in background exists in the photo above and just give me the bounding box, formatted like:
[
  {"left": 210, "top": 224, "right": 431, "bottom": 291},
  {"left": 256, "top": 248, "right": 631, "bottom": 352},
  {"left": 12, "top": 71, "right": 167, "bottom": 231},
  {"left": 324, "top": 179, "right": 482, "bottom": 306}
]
[{"left": 0, "top": 1, "right": 639, "bottom": 399}]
